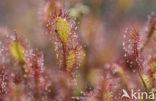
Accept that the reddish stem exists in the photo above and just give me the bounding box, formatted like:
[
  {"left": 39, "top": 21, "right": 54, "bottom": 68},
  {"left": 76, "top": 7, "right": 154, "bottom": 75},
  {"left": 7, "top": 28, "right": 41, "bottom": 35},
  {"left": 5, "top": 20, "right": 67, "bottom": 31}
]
[
  {"left": 135, "top": 41, "right": 149, "bottom": 101},
  {"left": 63, "top": 43, "right": 67, "bottom": 71}
]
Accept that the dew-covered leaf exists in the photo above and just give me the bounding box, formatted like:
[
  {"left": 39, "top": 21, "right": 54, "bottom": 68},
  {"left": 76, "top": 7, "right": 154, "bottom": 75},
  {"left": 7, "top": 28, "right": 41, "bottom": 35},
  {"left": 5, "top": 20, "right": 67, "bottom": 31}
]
[{"left": 9, "top": 41, "right": 25, "bottom": 63}]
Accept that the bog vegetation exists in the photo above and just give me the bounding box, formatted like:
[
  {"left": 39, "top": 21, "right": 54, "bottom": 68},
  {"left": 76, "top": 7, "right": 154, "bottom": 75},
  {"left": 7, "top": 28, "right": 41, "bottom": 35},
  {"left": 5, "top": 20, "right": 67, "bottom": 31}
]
[{"left": 0, "top": 0, "right": 156, "bottom": 101}]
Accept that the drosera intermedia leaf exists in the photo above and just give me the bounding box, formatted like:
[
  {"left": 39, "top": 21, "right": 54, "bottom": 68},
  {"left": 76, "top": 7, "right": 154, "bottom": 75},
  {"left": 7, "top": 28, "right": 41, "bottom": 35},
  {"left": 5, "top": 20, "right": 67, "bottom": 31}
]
[
  {"left": 103, "top": 90, "right": 112, "bottom": 101},
  {"left": 142, "top": 74, "right": 151, "bottom": 89},
  {"left": 9, "top": 41, "right": 25, "bottom": 63},
  {"left": 66, "top": 50, "right": 76, "bottom": 72},
  {"left": 55, "top": 17, "right": 69, "bottom": 44}
]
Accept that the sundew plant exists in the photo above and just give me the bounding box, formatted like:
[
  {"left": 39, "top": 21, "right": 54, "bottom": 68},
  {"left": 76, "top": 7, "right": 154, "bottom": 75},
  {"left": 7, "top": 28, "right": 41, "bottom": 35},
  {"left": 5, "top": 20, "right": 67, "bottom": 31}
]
[{"left": 0, "top": 0, "right": 156, "bottom": 101}]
